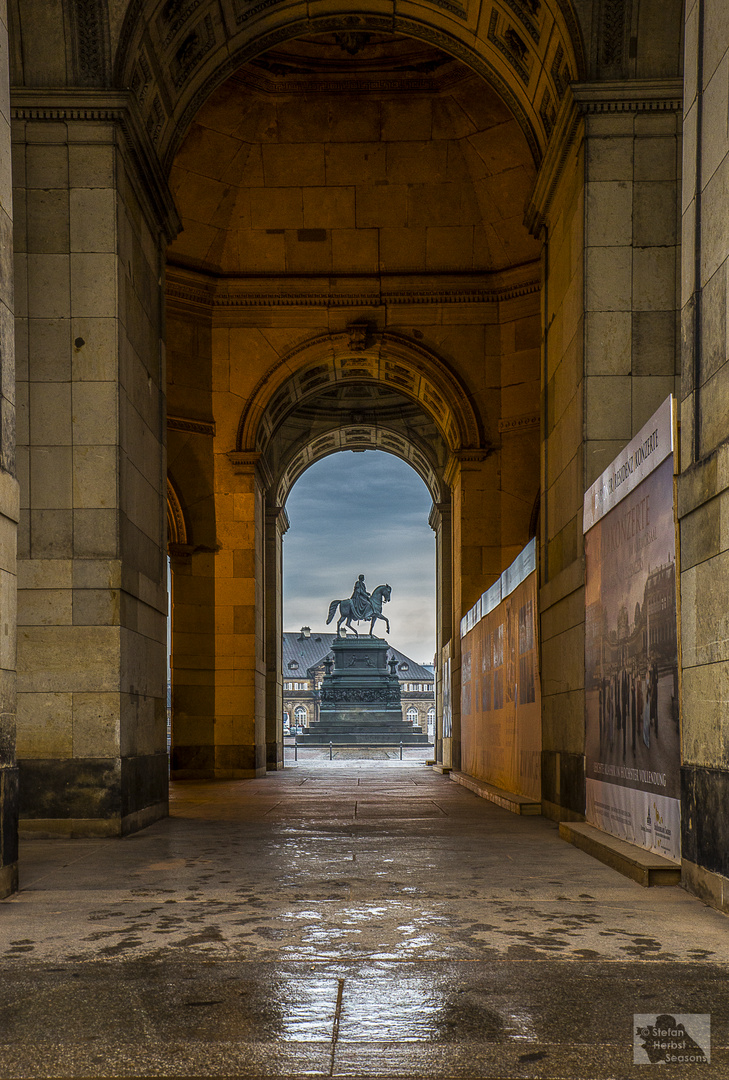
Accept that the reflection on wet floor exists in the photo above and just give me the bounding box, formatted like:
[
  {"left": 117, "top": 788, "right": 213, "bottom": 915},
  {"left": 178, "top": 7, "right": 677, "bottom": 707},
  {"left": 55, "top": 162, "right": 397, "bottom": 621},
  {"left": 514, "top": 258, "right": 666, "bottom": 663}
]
[{"left": 1, "top": 762, "right": 728, "bottom": 1077}]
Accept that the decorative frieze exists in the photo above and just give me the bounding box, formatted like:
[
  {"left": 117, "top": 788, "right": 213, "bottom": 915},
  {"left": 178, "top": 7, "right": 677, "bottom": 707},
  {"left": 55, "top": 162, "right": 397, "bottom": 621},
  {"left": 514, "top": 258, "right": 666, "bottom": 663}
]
[
  {"left": 166, "top": 268, "right": 541, "bottom": 310},
  {"left": 168, "top": 415, "right": 216, "bottom": 436},
  {"left": 498, "top": 413, "right": 540, "bottom": 434}
]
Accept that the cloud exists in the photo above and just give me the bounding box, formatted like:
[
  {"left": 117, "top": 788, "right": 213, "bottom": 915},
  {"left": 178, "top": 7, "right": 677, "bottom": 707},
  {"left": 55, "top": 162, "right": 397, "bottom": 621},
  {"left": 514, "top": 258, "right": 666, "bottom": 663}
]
[{"left": 283, "top": 451, "right": 436, "bottom": 663}]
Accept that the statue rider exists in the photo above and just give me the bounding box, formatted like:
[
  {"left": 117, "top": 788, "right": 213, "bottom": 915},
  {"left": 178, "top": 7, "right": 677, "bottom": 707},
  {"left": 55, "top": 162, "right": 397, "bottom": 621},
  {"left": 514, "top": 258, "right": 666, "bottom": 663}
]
[{"left": 350, "top": 574, "right": 372, "bottom": 621}]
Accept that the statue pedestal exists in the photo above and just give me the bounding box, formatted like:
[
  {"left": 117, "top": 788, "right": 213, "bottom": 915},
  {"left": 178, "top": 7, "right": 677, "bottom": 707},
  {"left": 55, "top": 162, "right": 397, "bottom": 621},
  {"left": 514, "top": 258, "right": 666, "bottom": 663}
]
[{"left": 299, "top": 635, "right": 428, "bottom": 745}]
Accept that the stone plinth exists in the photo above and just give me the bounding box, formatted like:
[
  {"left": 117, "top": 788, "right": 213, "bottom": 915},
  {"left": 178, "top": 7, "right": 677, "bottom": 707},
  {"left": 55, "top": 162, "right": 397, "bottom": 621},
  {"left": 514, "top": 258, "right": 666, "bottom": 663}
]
[{"left": 300, "top": 636, "right": 428, "bottom": 745}]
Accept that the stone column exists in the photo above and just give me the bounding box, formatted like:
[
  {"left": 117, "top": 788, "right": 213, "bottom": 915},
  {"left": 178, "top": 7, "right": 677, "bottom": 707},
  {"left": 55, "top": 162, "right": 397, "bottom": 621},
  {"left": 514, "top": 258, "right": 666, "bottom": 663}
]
[
  {"left": 0, "top": 3, "right": 19, "bottom": 896},
  {"left": 527, "top": 79, "right": 682, "bottom": 821},
  {"left": 12, "top": 92, "right": 179, "bottom": 834},
  {"left": 169, "top": 541, "right": 216, "bottom": 777},
  {"left": 429, "top": 498, "right": 451, "bottom": 766},
  {"left": 679, "top": 0, "right": 729, "bottom": 909},
  {"left": 264, "top": 502, "right": 288, "bottom": 770},
  {"left": 215, "top": 451, "right": 266, "bottom": 777}
]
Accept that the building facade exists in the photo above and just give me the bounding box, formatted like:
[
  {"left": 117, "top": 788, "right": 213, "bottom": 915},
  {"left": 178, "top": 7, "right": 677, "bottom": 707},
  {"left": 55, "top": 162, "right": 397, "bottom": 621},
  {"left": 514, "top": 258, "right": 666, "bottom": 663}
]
[{"left": 282, "top": 629, "right": 435, "bottom": 736}]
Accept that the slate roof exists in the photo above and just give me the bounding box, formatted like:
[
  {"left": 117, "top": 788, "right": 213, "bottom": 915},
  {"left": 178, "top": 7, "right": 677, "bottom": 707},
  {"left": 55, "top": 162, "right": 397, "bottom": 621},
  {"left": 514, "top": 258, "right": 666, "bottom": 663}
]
[{"left": 282, "top": 630, "right": 434, "bottom": 681}]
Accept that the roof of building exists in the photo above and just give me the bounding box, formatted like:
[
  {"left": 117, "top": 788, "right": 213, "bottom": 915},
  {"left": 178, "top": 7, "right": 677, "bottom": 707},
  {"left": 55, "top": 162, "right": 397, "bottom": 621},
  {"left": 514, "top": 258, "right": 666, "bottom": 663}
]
[{"left": 282, "top": 630, "right": 434, "bottom": 681}]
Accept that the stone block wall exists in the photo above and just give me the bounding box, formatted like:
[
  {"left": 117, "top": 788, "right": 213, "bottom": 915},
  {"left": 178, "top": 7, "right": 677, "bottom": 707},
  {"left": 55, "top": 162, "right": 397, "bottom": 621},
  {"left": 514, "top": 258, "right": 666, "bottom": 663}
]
[
  {"left": 537, "top": 130, "right": 586, "bottom": 821},
  {"left": 0, "top": 0, "right": 18, "bottom": 897},
  {"left": 13, "top": 113, "right": 169, "bottom": 835},
  {"left": 680, "top": 0, "right": 729, "bottom": 909}
]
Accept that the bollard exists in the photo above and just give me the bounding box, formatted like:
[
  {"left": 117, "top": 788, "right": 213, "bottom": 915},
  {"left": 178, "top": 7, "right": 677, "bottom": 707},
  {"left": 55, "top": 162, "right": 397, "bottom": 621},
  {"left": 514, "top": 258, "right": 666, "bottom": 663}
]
[
  {"left": 329, "top": 741, "right": 333, "bottom": 760},
  {"left": 400, "top": 741, "right": 403, "bottom": 760},
  {"left": 294, "top": 737, "right": 298, "bottom": 762}
]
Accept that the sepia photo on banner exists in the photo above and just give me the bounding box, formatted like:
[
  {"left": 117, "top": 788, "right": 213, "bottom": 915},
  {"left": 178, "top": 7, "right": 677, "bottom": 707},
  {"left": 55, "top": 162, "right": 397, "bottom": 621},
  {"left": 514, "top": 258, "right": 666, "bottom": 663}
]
[{"left": 583, "top": 398, "right": 680, "bottom": 861}]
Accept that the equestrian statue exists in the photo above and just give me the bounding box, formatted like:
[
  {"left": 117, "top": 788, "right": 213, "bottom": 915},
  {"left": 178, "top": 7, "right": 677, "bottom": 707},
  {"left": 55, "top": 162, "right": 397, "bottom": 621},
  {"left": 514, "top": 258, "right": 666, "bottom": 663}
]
[{"left": 326, "top": 574, "right": 391, "bottom": 636}]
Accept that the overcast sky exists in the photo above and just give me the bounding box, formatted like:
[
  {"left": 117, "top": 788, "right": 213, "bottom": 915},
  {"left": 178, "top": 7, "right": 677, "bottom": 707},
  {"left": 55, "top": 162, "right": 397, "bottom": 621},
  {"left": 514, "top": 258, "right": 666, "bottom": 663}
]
[{"left": 282, "top": 451, "right": 436, "bottom": 665}]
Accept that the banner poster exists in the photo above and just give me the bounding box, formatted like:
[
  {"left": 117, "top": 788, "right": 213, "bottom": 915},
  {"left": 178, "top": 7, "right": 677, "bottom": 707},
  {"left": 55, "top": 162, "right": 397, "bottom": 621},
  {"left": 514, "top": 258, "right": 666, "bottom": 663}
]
[
  {"left": 460, "top": 570, "right": 541, "bottom": 800},
  {"left": 584, "top": 454, "right": 680, "bottom": 862}
]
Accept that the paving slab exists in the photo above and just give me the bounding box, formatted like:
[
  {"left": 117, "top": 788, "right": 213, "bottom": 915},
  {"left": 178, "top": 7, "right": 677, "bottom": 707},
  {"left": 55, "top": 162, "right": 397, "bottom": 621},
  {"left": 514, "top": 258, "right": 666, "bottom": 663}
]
[{"left": 1, "top": 763, "right": 727, "bottom": 1078}]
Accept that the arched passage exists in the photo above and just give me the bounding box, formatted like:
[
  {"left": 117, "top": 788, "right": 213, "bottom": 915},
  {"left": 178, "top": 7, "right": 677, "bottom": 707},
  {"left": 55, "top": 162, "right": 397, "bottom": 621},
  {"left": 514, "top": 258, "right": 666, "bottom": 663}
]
[{"left": 164, "top": 25, "right": 544, "bottom": 778}]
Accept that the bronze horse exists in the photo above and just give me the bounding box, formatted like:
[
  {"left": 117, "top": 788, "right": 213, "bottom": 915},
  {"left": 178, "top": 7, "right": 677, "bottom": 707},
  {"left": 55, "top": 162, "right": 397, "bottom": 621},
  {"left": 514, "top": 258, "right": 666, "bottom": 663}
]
[{"left": 326, "top": 584, "right": 391, "bottom": 636}]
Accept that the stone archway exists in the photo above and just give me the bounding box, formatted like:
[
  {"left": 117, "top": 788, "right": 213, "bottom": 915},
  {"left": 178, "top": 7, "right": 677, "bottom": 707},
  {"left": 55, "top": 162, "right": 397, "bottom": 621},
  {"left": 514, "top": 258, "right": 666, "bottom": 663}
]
[
  {"left": 112, "top": 0, "right": 585, "bottom": 176},
  {"left": 162, "top": 26, "right": 545, "bottom": 778},
  {"left": 248, "top": 330, "right": 463, "bottom": 771}
]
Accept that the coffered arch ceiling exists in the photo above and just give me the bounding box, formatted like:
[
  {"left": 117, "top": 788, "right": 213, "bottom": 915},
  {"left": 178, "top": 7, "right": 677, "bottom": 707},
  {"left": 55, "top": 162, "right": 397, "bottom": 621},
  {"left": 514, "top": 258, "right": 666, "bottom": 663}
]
[
  {"left": 269, "top": 387, "right": 450, "bottom": 507},
  {"left": 237, "top": 330, "right": 482, "bottom": 457},
  {"left": 113, "top": 0, "right": 585, "bottom": 171}
]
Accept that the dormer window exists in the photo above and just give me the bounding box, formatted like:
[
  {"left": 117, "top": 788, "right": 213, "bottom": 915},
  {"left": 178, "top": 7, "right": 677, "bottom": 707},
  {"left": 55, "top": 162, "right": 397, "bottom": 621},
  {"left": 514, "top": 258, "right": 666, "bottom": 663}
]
[{"left": 288, "top": 660, "right": 299, "bottom": 670}]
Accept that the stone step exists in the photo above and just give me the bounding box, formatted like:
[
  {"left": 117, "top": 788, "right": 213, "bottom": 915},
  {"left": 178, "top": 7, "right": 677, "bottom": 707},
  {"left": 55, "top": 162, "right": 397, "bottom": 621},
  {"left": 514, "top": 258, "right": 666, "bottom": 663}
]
[
  {"left": 295, "top": 731, "right": 430, "bottom": 745},
  {"left": 449, "top": 771, "right": 541, "bottom": 815},
  {"left": 559, "top": 821, "right": 681, "bottom": 887}
]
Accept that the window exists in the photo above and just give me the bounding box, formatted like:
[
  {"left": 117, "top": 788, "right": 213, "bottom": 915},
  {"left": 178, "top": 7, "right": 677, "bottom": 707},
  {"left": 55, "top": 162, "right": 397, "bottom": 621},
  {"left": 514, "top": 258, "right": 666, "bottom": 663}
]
[
  {"left": 406, "top": 706, "right": 419, "bottom": 723},
  {"left": 427, "top": 707, "right": 435, "bottom": 724},
  {"left": 294, "top": 705, "right": 307, "bottom": 725}
]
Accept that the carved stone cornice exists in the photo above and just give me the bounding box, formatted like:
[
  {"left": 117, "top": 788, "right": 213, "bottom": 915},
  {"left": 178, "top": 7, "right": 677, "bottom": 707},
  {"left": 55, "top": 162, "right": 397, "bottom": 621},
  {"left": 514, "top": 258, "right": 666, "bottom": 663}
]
[
  {"left": 10, "top": 88, "right": 181, "bottom": 244},
  {"left": 429, "top": 500, "right": 451, "bottom": 532},
  {"left": 525, "top": 78, "right": 683, "bottom": 235},
  {"left": 227, "top": 450, "right": 273, "bottom": 488},
  {"left": 168, "top": 542, "right": 194, "bottom": 559},
  {"left": 166, "top": 265, "right": 541, "bottom": 311},
  {"left": 444, "top": 448, "right": 492, "bottom": 486},
  {"left": 168, "top": 415, "right": 216, "bottom": 436},
  {"left": 265, "top": 504, "right": 291, "bottom": 537},
  {"left": 498, "top": 412, "right": 540, "bottom": 434},
  {"left": 571, "top": 78, "right": 683, "bottom": 115}
]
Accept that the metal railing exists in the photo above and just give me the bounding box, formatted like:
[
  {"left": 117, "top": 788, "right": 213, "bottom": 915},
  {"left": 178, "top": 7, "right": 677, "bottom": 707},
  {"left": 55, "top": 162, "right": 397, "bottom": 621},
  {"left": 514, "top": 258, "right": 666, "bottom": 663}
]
[{"left": 285, "top": 738, "right": 434, "bottom": 761}]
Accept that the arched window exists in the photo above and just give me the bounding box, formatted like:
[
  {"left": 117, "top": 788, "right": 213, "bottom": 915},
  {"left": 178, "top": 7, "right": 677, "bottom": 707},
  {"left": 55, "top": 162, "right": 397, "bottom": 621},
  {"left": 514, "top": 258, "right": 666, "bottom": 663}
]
[
  {"left": 294, "top": 705, "right": 307, "bottom": 726},
  {"left": 427, "top": 707, "right": 435, "bottom": 725},
  {"left": 406, "top": 706, "right": 419, "bottom": 724}
]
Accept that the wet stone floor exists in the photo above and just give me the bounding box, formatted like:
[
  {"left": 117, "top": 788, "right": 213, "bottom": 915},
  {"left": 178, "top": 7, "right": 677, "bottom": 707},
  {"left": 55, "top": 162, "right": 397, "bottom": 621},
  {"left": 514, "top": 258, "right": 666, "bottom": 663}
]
[{"left": 1, "top": 761, "right": 728, "bottom": 1078}]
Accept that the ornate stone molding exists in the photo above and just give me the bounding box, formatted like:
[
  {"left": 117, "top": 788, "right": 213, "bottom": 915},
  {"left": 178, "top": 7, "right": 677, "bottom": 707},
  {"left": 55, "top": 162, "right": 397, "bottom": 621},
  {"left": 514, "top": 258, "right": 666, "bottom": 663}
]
[
  {"left": 239, "top": 328, "right": 483, "bottom": 455},
  {"left": 10, "top": 89, "right": 181, "bottom": 244},
  {"left": 166, "top": 266, "right": 541, "bottom": 310},
  {"left": 498, "top": 412, "right": 540, "bottom": 434},
  {"left": 525, "top": 79, "right": 683, "bottom": 235},
  {"left": 571, "top": 78, "right": 683, "bottom": 114},
  {"left": 265, "top": 504, "right": 291, "bottom": 536},
  {"left": 167, "top": 477, "right": 189, "bottom": 547},
  {"left": 273, "top": 422, "right": 445, "bottom": 507},
  {"left": 428, "top": 499, "right": 451, "bottom": 532},
  {"left": 227, "top": 450, "right": 273, "bottom": 488},
  {"left": 444, "top": 448, "right": 493, "bottom": 486},
  {"left": 168, "top": 415, "right": 216, "bottom": 436},
  {"left": 69, "top": 0, "right": 110, "bottom": 86}
]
